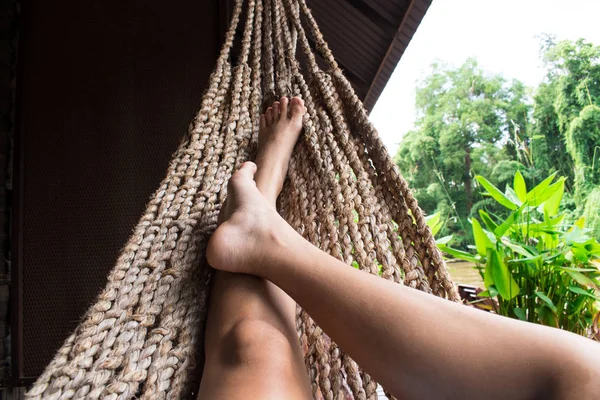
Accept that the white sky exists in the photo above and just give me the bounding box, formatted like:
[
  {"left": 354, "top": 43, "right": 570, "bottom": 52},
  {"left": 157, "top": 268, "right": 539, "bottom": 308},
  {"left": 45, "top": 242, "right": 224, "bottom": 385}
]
[{"left": 369, "top": 0, "right": 600, "bottom": 155}]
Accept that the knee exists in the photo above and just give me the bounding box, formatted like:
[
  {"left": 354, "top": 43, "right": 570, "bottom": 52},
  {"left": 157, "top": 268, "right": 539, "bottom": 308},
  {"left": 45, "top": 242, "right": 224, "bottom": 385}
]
[{"left": 217, "top": 318, "right": 296, "bottom": 367}]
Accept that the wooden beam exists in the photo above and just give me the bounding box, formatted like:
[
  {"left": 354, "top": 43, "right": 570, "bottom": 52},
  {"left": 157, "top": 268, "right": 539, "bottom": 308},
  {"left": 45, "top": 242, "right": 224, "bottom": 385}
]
[{"left": 363, "top": 0, "right": 432, "bottom": 112}]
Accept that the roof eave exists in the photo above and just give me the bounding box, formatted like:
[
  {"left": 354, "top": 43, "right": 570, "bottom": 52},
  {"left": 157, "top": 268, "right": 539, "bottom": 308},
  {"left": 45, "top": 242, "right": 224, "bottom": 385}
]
[{"left": 363, "top": 0, "right": 432, "bottom": 112}]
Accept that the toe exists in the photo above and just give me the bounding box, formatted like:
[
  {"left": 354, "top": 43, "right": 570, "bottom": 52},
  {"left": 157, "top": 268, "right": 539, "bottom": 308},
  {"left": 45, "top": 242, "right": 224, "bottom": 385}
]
[
  {"left": 259, "top": 114, "right": 266, "bottom": 130},
  {"left": 273, "top": 101, "right": 281, "bottom": 120},
  {"left": 290, "top": 97, "right": 305, "bottom": 122},
  {"left": 265, "top": 107, "right": 273, "bottom": 125},
  {"left": 280, "top": 97, "right": 289, "bottom": 118}
]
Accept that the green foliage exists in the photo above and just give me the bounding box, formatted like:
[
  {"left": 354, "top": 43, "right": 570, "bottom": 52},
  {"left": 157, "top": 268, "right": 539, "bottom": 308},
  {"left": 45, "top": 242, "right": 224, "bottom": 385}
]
[
  {"left": 584, "top": 188, "right": 600, "bottom": 239},
  {"left": 536, "top": 38, "right": 600, "bottom": 202},
  {"left": 567, "top": 105, "right": 600, "bottom": 195},
  {"left": 397, "top": 38, "right": 600, "bottom": 251},
  {"left": 531, "top": 81, "right": 574, "bottom": 183},
  {"left": 543, "top": 38, "right": 600, "bottom": 134},
  {"left": 395, "top": 59, "right": 531, "bottom": 249},
  {"left": 439, "top": 171, "right": 600, "bottom": 337}
]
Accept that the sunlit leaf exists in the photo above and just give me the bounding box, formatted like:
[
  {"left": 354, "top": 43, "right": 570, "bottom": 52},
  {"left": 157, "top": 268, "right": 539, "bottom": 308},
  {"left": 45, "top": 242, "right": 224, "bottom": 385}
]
[
  {"left": 472, "top": 219, "right": 492, "bottom": 256},
  {"left": 479, "top": 286, "right": 499, "bottom": 298},
  {"left": 438, "top": 245, "right": 480, "bottom": 264},
  {"left": 484, "top": 263, "right": 495, "bottom": 288},
  {"left": 528, "top": 178, "right": 566, "bottom": 207},
  {"left": 514, "top": 170, "right": 527, "bottom": 202},
  {"left": 479, "top": 210, "right": 498, "bottom": 232},
  {"left": 476, "top": 175, "right": 518, "bottom": 210},
  {"left": 495, "top": 204, "right": 526, "bottom": 237},
  {"left": 505, "top": 187, "right": 524, "bottom": 207},
  {"left": 435, "top": 235, "right": 453, "bottom": 245},
  {"left": 574, "top": 216, "right": 586, "bottom": 229},
  {"left": 560, "top": 267, "right": 598, "bottom": 272},
  {"left": 527, "top": 172, "right": 557, "bottom": 204},
  {"left": 425, "top": 212, "right": 443, "bottom": 236},
  {"left": 565, "top": 270, "right": 598, "bottom": 289},
  {"left": 501, "top": 237, "right": 536, "bottom": 257},
  {"left": 488, "top": 248, "right": 520, "bottom": 300},
  {"left": 543, "top": 179, "right": 564, "bottom": 217},
  {"left": 562, "top": 227, "right": 591, "bottom": 244},
  {"left": 508, "top": 254, "right": 542, "bottom": 264}
]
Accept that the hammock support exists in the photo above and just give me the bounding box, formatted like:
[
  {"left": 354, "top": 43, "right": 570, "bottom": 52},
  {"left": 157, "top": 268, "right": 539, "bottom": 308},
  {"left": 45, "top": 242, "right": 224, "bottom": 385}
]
[{"left": 27, "top": 0, "right": 458, "bottom": 398}]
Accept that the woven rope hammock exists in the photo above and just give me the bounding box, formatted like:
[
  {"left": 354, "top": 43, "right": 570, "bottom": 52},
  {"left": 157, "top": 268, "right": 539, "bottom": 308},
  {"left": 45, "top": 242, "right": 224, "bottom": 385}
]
[{"left": 27, "top": 0, "right": 459, "bottom": 398}]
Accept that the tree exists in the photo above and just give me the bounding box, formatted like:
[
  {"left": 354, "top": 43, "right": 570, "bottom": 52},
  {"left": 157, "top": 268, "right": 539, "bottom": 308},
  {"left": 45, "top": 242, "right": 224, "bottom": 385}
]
[
  {"left": 544, "top": 38, "right": 600, "bottom": 134},
  {"left": 531, "top": 80, "right": 574, "bottom": 184},
  {"left": 395, "top": 59, "right": 531, "bottom": 243},
  {"left": 534, "top": 38, "right": 600, "bottom": 200}
]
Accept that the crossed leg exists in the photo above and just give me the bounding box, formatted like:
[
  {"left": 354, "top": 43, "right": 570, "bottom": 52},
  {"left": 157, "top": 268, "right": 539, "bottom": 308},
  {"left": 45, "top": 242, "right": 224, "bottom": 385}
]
[{"left": 198, "top": 97, "right": 311, "bottom": 399}]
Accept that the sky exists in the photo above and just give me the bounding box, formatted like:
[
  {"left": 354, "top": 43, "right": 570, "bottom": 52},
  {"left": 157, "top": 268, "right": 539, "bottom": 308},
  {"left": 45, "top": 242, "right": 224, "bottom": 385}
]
[{"left": 369, "top": 0, "right": 600, "bottom": 155}]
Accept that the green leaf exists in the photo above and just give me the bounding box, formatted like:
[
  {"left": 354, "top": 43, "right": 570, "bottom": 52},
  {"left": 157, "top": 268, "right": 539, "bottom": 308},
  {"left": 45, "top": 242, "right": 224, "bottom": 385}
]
[
  {"left": 537, "top": 306, "right": 558, "bottom": 327},
  {"left": 351, "top": 260, "right": 360, "bottom": 269},
  {"left": 501, "top": 238, "right": 536, "bottom": 258},
  {"left": 514, "top": 171, "right": 527, "bottom": 202},
  {"left": 528, "top": 178, "right": 565, "bottom": 207},
  {"left": 568, "top": 295, "right": 587, "bottom": 314},
  {"left": 560, "top": 267, "right": 598, "bottom": 272},
  {"left": 508, "top": 254, "right": 543, "bottom": 264},
  {"left": 472, "top": 219, "right": 492, "bottom": 256},
  {"left": 568, "top": 286, "right": 599, "bottom": 299},
  {"left": 532, "top": 135, "right": 545, "bottom": 140},
  {"left": 526, "top": 172, "right": 557, "bottom": 202},
  {"left": 438, "top": 245, "right": 480, "bottom": 264},
  {"left": 564, "top": 270, "right": 598, "bottom": 289},
  {"left": 425, "top": 212, "right": 443, "bottom": 236},
  {"left": 513, "top": 307, "right": 526, "bottom": 321},
  {"left": 478, "top": 286, "right": 499, "bottom": 298},
  {"left": 435, "top": 235, "right": 453, "bottom": 245},
  {"left": 534, "top": 291, "right": 557, "bottom": 312},
  {"left": 574, "top": 216, "right": 585, "bottom": 229},
  {"left": 488, "top": 248, "right": 520, "bottom": 300},
  {"left": 484, "top": 263, "right": 495, "bottom": 288},
  {"left": 476, "top": 175, "right": 518, "bottom": 210},
  {"left": 505, "top": 187, "right": 524, "bottom": 207},
  {"left": 479, "top": 210, "right": 498, "bottom": 232},
  {"left": 494, "top": 204, "right": 526, "bottom": 237},
  {"left": 543, "top": 179, "right": 564, "bottom": 217},
  {"left": 562, "top": 227, "right": 591, "bottom": 244}
]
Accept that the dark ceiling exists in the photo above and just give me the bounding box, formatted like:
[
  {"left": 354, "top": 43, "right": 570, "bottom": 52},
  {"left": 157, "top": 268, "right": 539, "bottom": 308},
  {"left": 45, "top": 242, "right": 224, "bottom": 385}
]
[
  {"left": 222, "top": 0, "right": 432, "bottom": 111},
  {"left": 303, "top": 0, "right": 431, "bottom": 111}
]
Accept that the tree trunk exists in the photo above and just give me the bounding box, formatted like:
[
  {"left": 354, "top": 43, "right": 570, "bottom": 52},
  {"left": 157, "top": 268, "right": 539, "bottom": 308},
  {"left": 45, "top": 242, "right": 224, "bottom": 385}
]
[{"left": 465, "top": 147, "right": 473, "bottom": 213}]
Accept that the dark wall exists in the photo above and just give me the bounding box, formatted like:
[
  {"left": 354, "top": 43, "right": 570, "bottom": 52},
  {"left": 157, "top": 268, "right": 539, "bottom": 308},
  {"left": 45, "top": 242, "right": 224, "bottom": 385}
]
[{"left": 15, "top": 0, "right": 220, "bottom": 378}]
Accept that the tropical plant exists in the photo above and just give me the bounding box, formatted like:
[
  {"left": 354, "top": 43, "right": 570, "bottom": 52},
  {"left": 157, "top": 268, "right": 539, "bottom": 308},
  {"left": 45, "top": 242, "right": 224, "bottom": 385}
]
[
  {"left": 395, "top": 59, "right": 531, "bottom": 251},
  {"left": 438, "top": 171, "right": 600, "bottom": 337}
]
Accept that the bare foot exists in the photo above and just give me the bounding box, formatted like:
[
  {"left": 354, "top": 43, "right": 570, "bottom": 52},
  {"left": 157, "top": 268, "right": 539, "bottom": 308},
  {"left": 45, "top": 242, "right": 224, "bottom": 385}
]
[
  {"left": 255, "top": 96, "right": 305, "bottom": 204},
  {"left": 207, "top": 97, "right": 305, "bottom": 274}
]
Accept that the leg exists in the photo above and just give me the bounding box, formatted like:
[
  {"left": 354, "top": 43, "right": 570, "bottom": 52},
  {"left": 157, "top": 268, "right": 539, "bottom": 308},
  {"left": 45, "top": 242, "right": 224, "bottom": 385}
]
[{"left": 198, "top": 97, "right": 310, "bottom": 399}]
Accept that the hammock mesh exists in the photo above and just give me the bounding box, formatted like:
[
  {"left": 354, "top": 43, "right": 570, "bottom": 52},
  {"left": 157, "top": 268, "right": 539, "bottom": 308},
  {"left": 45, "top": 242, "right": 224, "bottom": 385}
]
[{"left": 27, "top": 0, "right": 459, "bottom": 398}]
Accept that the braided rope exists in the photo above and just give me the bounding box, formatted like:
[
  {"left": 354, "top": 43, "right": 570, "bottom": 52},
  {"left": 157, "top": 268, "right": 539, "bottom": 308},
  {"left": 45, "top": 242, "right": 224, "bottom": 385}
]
[{"left": 27, "top": 1, "right": 458, "bottom": 398}]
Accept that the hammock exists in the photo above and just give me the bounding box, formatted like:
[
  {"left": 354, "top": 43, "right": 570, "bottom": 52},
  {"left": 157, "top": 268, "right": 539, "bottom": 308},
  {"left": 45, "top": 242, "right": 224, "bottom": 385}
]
[{"left": 27, "top": 0, "right": 458, "bottom": 398}]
